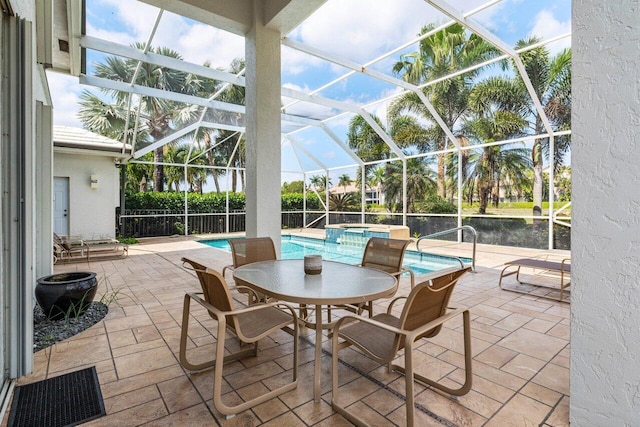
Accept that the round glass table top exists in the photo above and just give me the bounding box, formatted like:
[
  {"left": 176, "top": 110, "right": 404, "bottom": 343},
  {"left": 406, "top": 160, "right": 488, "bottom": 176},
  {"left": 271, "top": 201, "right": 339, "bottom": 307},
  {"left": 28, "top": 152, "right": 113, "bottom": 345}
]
[{"left": 233, "top": 259, "right": 397, "bottom": 305}]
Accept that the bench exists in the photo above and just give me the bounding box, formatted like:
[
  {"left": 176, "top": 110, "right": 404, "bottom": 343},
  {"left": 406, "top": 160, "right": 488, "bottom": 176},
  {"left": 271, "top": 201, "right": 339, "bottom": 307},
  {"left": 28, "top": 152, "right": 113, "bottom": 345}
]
[{"left": 498, "top": 257, "right": 571, "bottom": 302}]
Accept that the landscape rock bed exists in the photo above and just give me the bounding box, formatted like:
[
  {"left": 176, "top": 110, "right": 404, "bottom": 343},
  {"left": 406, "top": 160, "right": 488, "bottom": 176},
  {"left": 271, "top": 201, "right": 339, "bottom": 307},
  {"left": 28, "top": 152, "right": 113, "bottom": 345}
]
[{"left": 33, "top": 302, "right": 108, "bottom": 352}]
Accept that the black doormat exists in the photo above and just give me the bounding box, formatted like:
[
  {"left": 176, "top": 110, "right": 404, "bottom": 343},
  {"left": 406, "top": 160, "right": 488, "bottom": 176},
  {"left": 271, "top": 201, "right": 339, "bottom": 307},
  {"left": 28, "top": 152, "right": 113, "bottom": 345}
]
[{"left": 7, "top": 366, "right": 106, "bottom": 427}]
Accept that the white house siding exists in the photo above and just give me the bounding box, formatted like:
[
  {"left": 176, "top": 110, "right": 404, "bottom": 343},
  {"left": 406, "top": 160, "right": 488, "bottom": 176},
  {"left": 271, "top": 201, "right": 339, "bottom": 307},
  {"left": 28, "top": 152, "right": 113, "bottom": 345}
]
[
  {"left": 53, "top": 152, "right": 120, "bottom": 240},
  {"left": 572, "top": 0, "right": 640, "bottom": 425}
]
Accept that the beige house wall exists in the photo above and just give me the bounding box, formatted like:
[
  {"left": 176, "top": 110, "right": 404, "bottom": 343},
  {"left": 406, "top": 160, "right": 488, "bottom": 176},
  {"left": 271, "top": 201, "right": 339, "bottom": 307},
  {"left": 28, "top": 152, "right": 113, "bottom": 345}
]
[{"left": 53, "top": 151, "right": 120, "bottom": 240}]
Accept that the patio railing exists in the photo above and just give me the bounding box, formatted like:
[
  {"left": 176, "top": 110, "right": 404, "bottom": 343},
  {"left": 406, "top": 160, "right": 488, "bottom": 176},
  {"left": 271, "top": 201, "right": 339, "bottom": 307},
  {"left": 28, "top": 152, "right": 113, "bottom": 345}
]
[
  {"left": 117, "top": 210, "right": 570, "bottom": 250},
  {"left": 117, "top": 210, "right": 316, "bottom": 238}
]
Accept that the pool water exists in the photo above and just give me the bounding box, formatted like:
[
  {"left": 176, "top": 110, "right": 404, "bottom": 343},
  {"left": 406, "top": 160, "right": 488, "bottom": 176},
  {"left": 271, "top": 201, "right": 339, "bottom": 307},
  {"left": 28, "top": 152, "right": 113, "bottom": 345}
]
[{"left": 200, "top": 235, "right": 470, "bottom": 275}]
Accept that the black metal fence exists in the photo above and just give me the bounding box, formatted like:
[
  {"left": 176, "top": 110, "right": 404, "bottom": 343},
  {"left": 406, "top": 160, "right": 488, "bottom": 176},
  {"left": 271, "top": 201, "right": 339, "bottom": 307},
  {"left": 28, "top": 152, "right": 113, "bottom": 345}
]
[
  {"left": 118, "top": 210, "right": 246, "bottom": 237},
  {"left": 117, "top": 209, "right": 570, "bottom": 250}
]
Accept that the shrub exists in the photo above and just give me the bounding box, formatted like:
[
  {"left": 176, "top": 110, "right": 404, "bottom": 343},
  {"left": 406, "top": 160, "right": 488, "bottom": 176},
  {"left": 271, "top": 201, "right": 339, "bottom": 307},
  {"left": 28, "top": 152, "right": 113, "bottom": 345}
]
[
  {"left": 415, "top": 196, "right": 457, "bottom": 214},
  {"left": 125, "top": 191, "right": 322, "bottom": 212}
]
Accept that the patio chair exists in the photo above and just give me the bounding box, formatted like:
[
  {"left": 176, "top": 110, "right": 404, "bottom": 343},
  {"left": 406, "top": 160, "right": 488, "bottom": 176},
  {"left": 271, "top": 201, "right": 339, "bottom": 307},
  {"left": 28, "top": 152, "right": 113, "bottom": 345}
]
[
  {"left": 179, "top": 257, "right": 299, "bottom": 417},
  {"left": 334, "top": 237, "right": 413, "bottom": 318},
  {"left": 222, "top": 237, "right": 278, "bottom": 304},
  {"left": 361, "top": 237, "right": 414, "bottom": 286},
  {"left": 331, "top": 266, "right": 472, "bottom": 427},
  {"left": 223, "top": 237, "right": 277, "bottom": 274},
  {"left": 53, "top": 233, "right": 89, "bottom": 263}
]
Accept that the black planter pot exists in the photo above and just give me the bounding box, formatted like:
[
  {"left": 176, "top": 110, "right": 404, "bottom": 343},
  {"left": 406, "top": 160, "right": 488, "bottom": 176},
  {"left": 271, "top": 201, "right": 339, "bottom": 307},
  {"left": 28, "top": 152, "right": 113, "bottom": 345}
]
[{"left": 35, "top": 272, "right": 98, "bottom": 320}]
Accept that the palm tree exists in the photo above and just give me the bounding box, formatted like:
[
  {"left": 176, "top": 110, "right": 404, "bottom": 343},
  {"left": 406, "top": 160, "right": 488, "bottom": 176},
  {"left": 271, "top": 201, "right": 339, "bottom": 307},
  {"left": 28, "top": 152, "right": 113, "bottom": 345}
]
[
  {"left": 513, "top": 38, "right": 571, "bottom": 215},
  {"left": 164, "top": 144, "right": 185, "bottom": 192},
  {"left": 464, "top": 76, "right": 532, "bottom": 213},
  {"left": 347, "top": 113, "right": 433, "bottom": 212},
  {"left": 204, "top": 58, "right": 247, "bottom": 193},
  {"left": 338, "top": 174, "right": 351, "bottom": 193},
  {"left": 78, "top": 90, "right": 153, "bottom": 192},
  {"left": 368, "top": 166, "right": 385, "bottom": 204},
  {"left": 346, "top": 115, "right": 391, "bottom": 163},
  {"left": 383, "top": 158, "right": 437, "bottom": 213},
  {"left": 390, "top": 23, "right": 500, "bottom": 199},
  {"left": 309, "top": 175, "right": 326, "bottom": 191},
  {"left": 329, "top": 194, "right": 358, "bottom": 223},
  {"left": 164, "top": 143, "right": 210, "bottom": 193},
  {"left": 86, "top": 43, "right": 206, "bottom": 192}
]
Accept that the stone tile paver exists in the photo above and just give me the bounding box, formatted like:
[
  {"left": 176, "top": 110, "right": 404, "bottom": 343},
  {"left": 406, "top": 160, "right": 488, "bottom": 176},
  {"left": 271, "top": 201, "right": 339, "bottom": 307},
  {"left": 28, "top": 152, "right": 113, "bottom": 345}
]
[{"left": 4, "top": 234, "right": 570, "bottom": 426}]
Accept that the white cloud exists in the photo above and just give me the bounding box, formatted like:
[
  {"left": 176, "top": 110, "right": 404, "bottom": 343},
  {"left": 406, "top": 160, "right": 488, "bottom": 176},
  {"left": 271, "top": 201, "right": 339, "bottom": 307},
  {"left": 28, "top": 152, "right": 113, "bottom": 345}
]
[
  {"left": 94, "top": 0, "right": 162, "bottom": 38},
  {"left": 282, "top": 45, "right": 325, "bottom": 76},
  {"left": 86, "top": 23, "right": 135, "bottom": 46},
  {"left": 175, "top": 24, "right": 244, "bottom": 68},
  {"left": 531, "top": 10, "right": 571, "bottom": 52},
  {"left": 287, "top": 0, "right": 441, "bottom": 74},
  {"left": 46, "top": 72, "right": 84, "bottom": 127}
]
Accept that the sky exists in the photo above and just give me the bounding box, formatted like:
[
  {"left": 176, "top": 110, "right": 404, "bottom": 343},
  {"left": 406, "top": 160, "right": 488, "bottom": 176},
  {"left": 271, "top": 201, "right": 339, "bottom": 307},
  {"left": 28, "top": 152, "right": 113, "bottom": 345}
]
[{"left": 47, "top": 0, "right": 571, "bottom": 187}]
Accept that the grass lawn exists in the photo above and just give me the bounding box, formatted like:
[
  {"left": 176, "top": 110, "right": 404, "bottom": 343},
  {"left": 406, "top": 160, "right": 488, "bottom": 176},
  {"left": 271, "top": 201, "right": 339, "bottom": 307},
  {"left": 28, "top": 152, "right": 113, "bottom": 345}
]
[{"left": 461, "top": 201, "right": 571, "bottom": 216}]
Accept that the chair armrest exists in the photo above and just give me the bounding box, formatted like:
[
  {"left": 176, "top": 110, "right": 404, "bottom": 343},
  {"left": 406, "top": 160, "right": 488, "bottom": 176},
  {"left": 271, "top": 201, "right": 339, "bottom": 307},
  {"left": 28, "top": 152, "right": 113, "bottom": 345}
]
[
  {"left": 229, "top": 285, "right": 261, "bottom": 302},
  {"left": 405, "top": 308, "right": 469, "bottom": 342},
  {"left": 187, "top": 292, "right": 297, "bottom": 320},
  {"left": 333, "top": 313, "right": 405, "bottom": 336},
  {"left": 386, "top": 296, "right": 408, "bottom": 314}
]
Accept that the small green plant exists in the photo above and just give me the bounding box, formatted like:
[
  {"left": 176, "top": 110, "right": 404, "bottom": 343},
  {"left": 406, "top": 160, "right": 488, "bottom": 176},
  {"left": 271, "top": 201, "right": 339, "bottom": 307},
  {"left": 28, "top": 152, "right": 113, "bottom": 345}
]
[
  {"left": 117, "top": 236, "right": 138, "bottom": 245},
  {"left": 98, "top": 274, "right": 137, "bottom": 307},
  {"left": 174, "top": 222, "right": 185, "bottom": 235},
  {"left": 412, "top": 232, "right": 421, "bottom": 239},
  {"left": 62, "top": 290, "right": 93, "bottom": 326}
]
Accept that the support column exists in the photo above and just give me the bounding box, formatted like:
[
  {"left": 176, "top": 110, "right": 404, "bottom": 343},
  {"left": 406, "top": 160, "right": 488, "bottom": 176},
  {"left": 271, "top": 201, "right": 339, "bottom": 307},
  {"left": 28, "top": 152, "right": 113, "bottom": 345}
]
[
  {"left": 572, "top": 0, "right": 640, "bottom": 424},
  {"left": 245, "top": 1, "right": 282, "bottom": 253}
]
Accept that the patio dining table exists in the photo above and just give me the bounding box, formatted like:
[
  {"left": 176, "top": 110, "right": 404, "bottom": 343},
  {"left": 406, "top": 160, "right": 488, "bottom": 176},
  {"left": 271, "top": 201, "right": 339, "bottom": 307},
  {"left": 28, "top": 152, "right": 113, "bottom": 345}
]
[{"left": 233, "top": 259, "right": 398, "bottom": 402}]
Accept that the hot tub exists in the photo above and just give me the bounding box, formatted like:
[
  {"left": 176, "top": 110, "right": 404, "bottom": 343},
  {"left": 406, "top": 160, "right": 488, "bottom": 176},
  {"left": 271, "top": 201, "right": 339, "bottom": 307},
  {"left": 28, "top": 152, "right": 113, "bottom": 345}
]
[{"left": 325, "top": 223, "right": 410, "bottom": 246}]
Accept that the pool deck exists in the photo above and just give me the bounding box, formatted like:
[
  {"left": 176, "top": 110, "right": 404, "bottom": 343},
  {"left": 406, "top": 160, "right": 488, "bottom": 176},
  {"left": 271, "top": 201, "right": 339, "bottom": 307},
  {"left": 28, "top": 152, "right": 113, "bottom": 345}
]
[{"left": 5, "top": 230, "right": 570, "bottom": 426}]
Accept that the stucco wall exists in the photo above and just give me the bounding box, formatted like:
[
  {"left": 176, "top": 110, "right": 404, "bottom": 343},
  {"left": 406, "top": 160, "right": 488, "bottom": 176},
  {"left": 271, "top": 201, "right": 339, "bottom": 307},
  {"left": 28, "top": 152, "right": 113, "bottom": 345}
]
[
  {"left": 53, "top": 152, "right": 119, "bottom": 239},
  {"left": 572, "top": 0, "right": 640, "bottom": 424}
]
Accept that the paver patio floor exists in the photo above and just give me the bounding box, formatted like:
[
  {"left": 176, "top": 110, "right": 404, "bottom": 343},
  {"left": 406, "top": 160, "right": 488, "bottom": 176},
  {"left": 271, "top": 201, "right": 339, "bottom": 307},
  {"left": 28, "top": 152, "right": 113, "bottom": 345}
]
[{"left": 5, "top": 231, "right": 570, "bottom": 426}]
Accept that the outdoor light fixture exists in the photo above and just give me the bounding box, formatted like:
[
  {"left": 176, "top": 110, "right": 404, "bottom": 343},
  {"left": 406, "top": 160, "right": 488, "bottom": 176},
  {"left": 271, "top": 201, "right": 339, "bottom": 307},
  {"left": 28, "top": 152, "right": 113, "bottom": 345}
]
[{"left": 90, "top": 174, "right": 98, "bottom": 189}]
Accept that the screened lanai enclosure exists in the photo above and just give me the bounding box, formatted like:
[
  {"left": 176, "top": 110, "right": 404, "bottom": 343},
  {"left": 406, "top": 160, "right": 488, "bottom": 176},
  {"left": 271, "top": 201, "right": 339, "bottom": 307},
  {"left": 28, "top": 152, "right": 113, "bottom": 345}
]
[{"left": 71, "top": 0, "right": 571, "bottom": 250}]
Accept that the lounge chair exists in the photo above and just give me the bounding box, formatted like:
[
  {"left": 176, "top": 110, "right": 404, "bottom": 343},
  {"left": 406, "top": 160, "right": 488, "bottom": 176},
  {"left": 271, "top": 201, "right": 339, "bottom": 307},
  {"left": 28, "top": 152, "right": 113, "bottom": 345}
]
[
  {"left": 53, "top": 233, "right": 128, "bottom": 263},
  {"left": 179, "top": 257, "right": 299, "bottom": 417},
  {"left": 499, "top": 256, "right": 571, "bottom": 302},
  {"left": 331, "top": 266, "right": 472, "bottom": 427},
  {"left": 53, "top": 233, "right": 89, "bottom": 263},
  {"left": 81, "top": 238, "right": 128, "bottom": 260}
]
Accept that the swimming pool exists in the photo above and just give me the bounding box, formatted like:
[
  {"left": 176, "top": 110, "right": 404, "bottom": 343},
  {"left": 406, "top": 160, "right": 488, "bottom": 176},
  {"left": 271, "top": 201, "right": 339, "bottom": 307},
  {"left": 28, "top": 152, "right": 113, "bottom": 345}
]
[{"left": 199, "top": 235, "right": 470, "bottom": 275}]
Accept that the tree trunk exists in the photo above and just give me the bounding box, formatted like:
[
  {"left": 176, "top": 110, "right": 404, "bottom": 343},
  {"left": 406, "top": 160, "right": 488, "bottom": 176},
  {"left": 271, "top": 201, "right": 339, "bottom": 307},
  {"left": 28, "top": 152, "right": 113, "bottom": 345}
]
[
  {"left": 437, "top": 152, "right": 446, "bottom": 198},
  {"left": 153, "top": 147, "right": 164, "bottom": 192},
  {"left": 479, "top": 184, "right": 489, "bottom": 214},
  {"left": 532, "top": 138, "right": 543, "bottom": 216},
  {"left": 232, "top": 170, "right": 237, "bottom": 192},
  {"left": 532, "top": 115, "right": 545, "bottom": 216},
  {"left": 212, "top": 172, "right": 220, "bottom": 193}
]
